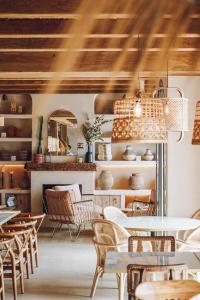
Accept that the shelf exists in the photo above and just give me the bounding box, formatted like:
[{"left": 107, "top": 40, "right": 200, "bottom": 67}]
[
  {"left": 95, "top": 160, "right": 156, "bottom": 167},
  {"left": 0, "top": 114, "right": 32, "bottom": 119},
  {"left": 0, "top": 161, "right": 28, "bottom": 165},
  {"left": 0, "top": 138, "right": 32, "bottom": 142},
  {"left": 94, "top": 189, "right": 151, "bottom": 196},
  {"left": 0, "top": 189, "right": 30, "bottom": 194}
]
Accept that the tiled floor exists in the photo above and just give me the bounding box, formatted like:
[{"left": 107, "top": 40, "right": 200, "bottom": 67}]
[{"left": 5, "top": 229, "right": 123, "bottom": 300}]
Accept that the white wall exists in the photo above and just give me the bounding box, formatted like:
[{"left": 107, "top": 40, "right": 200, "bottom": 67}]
[{"left": 167, "top": 76, "right": 200, "bottom": 217}]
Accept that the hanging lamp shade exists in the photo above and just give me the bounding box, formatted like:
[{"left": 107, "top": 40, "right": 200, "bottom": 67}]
[
  {"left": 192, "top": 100, "right": 200, "bottom": 145},
  {"left": 153, "top": 87, "right": 189, "bottom": 132},
  {"left": 112, "top": 96, "right": 167, "bottom": 143}
]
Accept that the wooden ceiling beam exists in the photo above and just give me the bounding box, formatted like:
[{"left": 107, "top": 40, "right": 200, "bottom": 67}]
[
  {"left": 0, "top": 0, "right": 199, "bottom": 16},
  {"left": 0, "top": 37, "right": 198, "bottom": 50},
  {"left": 0, "top": 19, "right": 198, "bottom": 36},
  {"left": 0, "top": 52, "right": 198, "bottom": 72}
]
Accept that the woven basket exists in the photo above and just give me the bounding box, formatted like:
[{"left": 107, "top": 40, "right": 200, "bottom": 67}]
[
  {"left": 153, "top": 87, "right": 189, "bottom": 132},
  {"left": 112, "top": 96, "right": 167, "bottom": 143},
  {"left": 192, "top": 100, "right": 200, "bottom": 145}
]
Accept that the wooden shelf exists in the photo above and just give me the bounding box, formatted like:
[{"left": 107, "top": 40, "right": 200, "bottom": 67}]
[
  {"left": 94, "top": 189, "right": 151, "bottom": 196},
  {"left": 0, "top": 189, "right": 30, "bottom": 194},
  {"left": 0, "top": 114, "right": 32, "bottom": 119},
  {"left": 0, "top": 161, "right": 28, "bottom": 165},
  {"left": 95, "top": 160, "right": 156, "bottom": 167},
  {"left": 0, "top": 138, "right": 32, "bottom": 142},
  {"left": 26, "top": 162, "right": 96, "bottom": 171}
]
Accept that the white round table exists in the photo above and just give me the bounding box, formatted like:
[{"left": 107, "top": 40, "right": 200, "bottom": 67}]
[{"left": 116, "top": 216, "right": 200, "bottom": 234}]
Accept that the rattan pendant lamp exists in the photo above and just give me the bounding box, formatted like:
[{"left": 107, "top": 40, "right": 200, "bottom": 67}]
[
  {"left": 112, "top": 91, "right": 168, "bottom": 143},
  {"left": 192, "top": 100, "right": 200, "bottom": 145}
]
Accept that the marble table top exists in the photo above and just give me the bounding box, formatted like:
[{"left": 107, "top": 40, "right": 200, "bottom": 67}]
[
  {"left": 105, "top": 251, "right": 200, "bottom": 274},
  {"left": 116, "top": 216, "right": 200, "bottom": 232},
  {"left": 0, "top": 210, "right": 20, "bottom": 225}
]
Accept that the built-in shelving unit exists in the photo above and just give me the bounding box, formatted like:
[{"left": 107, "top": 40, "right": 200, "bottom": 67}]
[{"left": 0, "top": 94, "right": 32, "bottom": 211}]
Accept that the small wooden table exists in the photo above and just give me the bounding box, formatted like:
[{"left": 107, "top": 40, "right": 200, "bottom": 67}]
[
  {"left": 105, "top": 251, "right": 200, "bottom": 300},
  {"left": 0, "top": 210, "right": 20, "bottom": 225}
]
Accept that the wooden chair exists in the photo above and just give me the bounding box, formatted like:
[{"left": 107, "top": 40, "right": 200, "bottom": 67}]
[
  {"left": 13, "top": 213, "right": 46, "bottom": 232},
  {"left": 0, "top": 227, "right": 33, "bottom": 300},
  {"left": 90, "top": 219, "right": 130, "bottom": 299},
  {"left": 45, "top": 189, "right": 101, "bottom": 240},
  {"left": 127, "top": 264, "right": 188, "bottom": 300},
  {"left": 11, "top": 213, "right": 45, "bottom": 273},
  {"left": 0, "top": 237, "right": 15, "bottom": 300},
  {"left": 128, "top": 235, "right": 175, "bottom": 252},
  {"left": 135, "top": 280, "right": 200, "bottom": 300}
]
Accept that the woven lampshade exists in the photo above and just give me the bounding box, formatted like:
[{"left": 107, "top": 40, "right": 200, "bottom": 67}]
[
  {"left": 192, "top": 100, "right": 200, "bottom": 145},
  {"left": 112, "top": 96, "right": 167, "bottom": 143},
  {"left": 153, "top": 87, "right": 189, "bottom": 132}
]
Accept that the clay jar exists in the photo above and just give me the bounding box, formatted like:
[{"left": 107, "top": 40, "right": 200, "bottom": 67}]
[
  {"left": 129, "top": 173, "right": 144, "bottom": 190},
  {"left": 122, "top": 145, "right": 136, "bottom": 161},
  {"left": 143, "top": 149, "right": 154, "bottom": 161},
  {"left": 98, "top": 170, "right": 114, "bottom": 190}
]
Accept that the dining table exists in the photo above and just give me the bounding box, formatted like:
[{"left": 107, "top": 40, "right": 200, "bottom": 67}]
[
  {"left": 0, "top": 210, "right": 20, "bottom": 226},
  {"left": 105, "top": 251, "right": 200, "bottom": 300},
  {"left": 115, "top": 216, "right": 200, "bottom": 236}
]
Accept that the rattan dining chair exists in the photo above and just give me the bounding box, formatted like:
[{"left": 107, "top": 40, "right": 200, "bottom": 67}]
[
  {"left": 128, "top": 235, "right": 175, "bottom": 252},
  {"left": 127, "top": 264, "right": 188, "bottom": 300},
  {"left": 135, "top": 280, "right": 200, "bottom": 300},
  {"left": 90, "top": 219, "right": 130, "bottom": 299}
]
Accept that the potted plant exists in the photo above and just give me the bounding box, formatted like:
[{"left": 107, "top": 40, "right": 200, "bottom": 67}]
[{"left": 82, "top": 115, "right": 108, "bottom": 163}]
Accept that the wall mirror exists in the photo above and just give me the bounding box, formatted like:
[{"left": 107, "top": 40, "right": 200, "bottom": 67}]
[{"left": 47, "top": 110, "right": 78, "bottom": 156}]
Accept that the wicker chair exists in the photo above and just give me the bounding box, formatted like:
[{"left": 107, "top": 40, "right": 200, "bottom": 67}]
[
  {"left": 177, "top": 209, "right": 200, "bottom": 252},
  {"left": 135, "top": 280, "right": 200, "bottom": 300},
  {"left": 103, "top": 206, "right": 127, "bottom": 222},
  {"left": 90, "top": 219, "right": 130, "bottom": 299},
  {"left": 45, "top": 189, "right": 101, "bottom": 240},
  {"left": 127, "top": 264, "right": 188, "bottom": 300},
  {"left": 128, "top": 236, "right": 175, "bottom": 252}
]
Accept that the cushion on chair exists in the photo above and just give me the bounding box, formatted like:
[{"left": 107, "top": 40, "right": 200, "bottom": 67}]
[{"left": 53, "top": 184, "right": 81, "bottom": 202}]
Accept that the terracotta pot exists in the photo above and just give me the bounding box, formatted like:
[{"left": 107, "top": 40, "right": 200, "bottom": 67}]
[{"left": 34, "top": 153, "right": 44, "bottom": 164}]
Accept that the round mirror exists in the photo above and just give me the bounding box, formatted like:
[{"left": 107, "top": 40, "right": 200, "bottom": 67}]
[{"left": 47, "top": 110, "right": 78, "bottom": 156}]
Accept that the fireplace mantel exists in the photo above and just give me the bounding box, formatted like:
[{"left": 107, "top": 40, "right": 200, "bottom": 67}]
[{"left": 26, "top": 162, "right": 96, "bottom": 171}]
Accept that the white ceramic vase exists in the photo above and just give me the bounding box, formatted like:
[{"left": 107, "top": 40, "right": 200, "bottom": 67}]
[
  {"left": 97, "top": 143, "right": 112, "bottom": 161},
  {"left": 129, "top": 173, "right": 144, "bottom": 190},
  {"left": 142, "top": 149, "right": 154, "bottom": 161},
  {"left": 122, "top": 145, "right": 136, "bottom": 161},
  {"left": 98, "top": 170, "right": 114, "bottom": 190}
]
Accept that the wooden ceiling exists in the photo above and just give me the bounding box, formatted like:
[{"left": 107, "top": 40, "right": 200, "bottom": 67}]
[{"left": 0, "top": 0, "right": 199, "bottom": 94}]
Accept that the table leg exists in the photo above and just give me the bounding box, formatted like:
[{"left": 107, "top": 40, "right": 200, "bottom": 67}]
[{"left": 118, "top": 273, "right": 126, "bottom": 300}]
